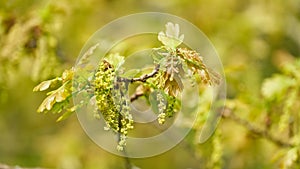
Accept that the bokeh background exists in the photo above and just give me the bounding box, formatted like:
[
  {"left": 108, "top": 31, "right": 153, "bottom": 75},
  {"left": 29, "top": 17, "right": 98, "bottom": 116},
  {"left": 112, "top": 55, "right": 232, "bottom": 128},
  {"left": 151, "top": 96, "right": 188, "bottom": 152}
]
[{"left": 0, "top": 0, "right": 299, "bottom": 169}]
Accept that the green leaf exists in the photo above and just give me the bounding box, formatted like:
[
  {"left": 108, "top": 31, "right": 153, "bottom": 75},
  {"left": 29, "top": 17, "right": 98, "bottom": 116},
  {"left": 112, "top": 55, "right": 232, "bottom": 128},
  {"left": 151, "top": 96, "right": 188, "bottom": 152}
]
[
  {"left": 62, "top": 68, "right": 74, "bottom": 81},
  {"left": 261, "top": 75, "right": 296, "bottom": 100},
  {"left": 37, "top": 94, "right": 56, "bottom": 112},
  {"left": 33, "top": 78, "right": 60, "bottom": 91},
  {"left": 158, "top": 22, "right": 184, "bottom": 49},
  {"left": 36, "top": 81, "right": 71, "bottom": 113}
]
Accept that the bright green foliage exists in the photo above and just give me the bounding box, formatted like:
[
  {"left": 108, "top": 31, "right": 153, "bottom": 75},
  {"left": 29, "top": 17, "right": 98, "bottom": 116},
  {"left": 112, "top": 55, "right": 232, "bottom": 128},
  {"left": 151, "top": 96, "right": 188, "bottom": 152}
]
[
  {"left": 2, "top": 0, "right": 300, "bottom": 168},
  {"left": 33, "top": 68, "right": 75, "bottom": 122},
  {"left": 34, "top": 22, "right": 216, "bottom": 151}
]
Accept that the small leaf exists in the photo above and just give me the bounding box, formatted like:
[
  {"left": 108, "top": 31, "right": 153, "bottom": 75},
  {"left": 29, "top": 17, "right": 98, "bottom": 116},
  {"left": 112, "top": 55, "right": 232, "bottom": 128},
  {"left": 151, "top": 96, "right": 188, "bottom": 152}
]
[
  {"left": 158, "top": 22, "right": 184, "bottom": 49},
  {"left": 46, "top": 95, "right": 56, "bottom": 111},
  {"left": 33, "top": 80, "right": 52, "bottom": 91},
  {"left": 55, "top": 87, "right": 70, "bottom": 102},
  {"left": 37, "top": 94, "right": 56, "bottom": 113},
  {"left": 62, "top": 68, "right": 74, "bottom": 81},
  {"left": 33, "top": 77, "right": 62, "bottom": 92}
]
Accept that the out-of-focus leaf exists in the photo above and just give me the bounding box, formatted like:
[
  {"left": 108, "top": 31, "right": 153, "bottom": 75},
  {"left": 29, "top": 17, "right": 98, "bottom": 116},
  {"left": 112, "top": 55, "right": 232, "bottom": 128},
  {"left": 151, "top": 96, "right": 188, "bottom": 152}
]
[
  {"left": 279, "top": 89, "right": 297, "bottom": 132},
  {"left": 261, "top": 75, "right": 296, "bottom": 100},
  {"left": 283, "top": 147, "right": 298, "bottom": 168},
  {"left": 282, "top": 59, "right": 300, "bottom": 79}
]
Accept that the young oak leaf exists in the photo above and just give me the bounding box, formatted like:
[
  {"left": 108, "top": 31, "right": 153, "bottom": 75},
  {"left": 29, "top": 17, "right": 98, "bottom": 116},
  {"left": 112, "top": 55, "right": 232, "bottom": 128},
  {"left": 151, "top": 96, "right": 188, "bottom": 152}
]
[
  {"left": 158, "top": 22, "right": 184, "bottom": 49},
  {"left": 33, "top": 67, "right": 74, "bottom": 92},
  {"left": 37, "top": 94, "right": 56, "bottom": 112},
  {"left": 37, "top": 82, "right": 71, "bottom": 113},
  {"left": 61, "top": 68, "right": 74, "bottom": 82},
  {"left": 33, "top": 78, "right": 61, "bottom": 92}
]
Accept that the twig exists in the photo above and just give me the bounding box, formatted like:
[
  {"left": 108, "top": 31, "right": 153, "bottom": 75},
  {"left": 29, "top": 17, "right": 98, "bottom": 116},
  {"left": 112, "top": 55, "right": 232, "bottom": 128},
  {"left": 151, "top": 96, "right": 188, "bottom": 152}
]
[
  {"left": 222, "top": 107, "right": 294, "bottom": 148},
  {"left": 130, "top": 92, "right": 144, "bottom": 102},
  {"left": 130, "top": 65, "right": 160, "bottom": 83}
]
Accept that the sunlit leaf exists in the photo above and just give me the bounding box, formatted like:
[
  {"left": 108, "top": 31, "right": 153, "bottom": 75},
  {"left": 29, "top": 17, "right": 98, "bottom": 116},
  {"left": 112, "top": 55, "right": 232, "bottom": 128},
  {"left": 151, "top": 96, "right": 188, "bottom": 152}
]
[
  {"left": 62, "top": 68, "right": 74, "bottom": 81},
  {"left": 55, "top": 87, "right": 70, "bottom": 102},
  {"left": 33, "top": 80, "right": 52, "bottom": 91},
  {"left": 37, "top": 94, "right": 56, "bottom": 113},
  {"left": 158, "top": 22, "right": 184, "bottom": 49},
  {"left": 33, "top": 78, "right": 60, "bottom": 91}
]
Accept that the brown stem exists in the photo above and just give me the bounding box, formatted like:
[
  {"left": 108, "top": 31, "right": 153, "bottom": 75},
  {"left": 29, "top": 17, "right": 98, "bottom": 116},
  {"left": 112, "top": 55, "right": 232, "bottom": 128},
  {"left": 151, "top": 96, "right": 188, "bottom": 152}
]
[
  {"left": 222, "top": 107, "right": 294, "bottom": 148},
  {"left": 130, "top": 65, "right": 160, "bottom": 83},
  {"left": 130, "top": 92, "right": 144, "bottom": 102}
]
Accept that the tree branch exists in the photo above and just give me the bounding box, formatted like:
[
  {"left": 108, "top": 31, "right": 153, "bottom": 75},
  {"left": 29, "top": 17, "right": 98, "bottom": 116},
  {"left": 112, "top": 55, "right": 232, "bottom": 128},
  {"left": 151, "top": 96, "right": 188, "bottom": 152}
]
[
  {"left": 130, "top": 65, "right": 160, "bottom": 83},
  {"left": 222, "top": 107, "right": 294, "bottom": 148}
]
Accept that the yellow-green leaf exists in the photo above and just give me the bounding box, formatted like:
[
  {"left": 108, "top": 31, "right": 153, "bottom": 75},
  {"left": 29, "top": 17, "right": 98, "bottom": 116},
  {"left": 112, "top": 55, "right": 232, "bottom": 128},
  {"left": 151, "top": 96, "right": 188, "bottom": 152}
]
[
  {"left": 33, "top": 80, "right": 52, "bottom": 92},
  {"left": 55, "top": 87, "right": 70, "bottom": 102},
  {"left": 37, "top": 94, "right": 56, "bottom": 113},
  {"left": 261, "top": 75, "right": 296, "bottom": 100},
  {"left": 62, "top": 68, "right": 74, "bottom": 81}
]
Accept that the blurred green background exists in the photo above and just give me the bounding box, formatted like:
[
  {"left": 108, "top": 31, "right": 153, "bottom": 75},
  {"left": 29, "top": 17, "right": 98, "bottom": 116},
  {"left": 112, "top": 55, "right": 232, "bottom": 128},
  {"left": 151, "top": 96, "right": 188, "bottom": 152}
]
[{"left": 0, "top": 0, "right": 299, "bottom": 168}]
